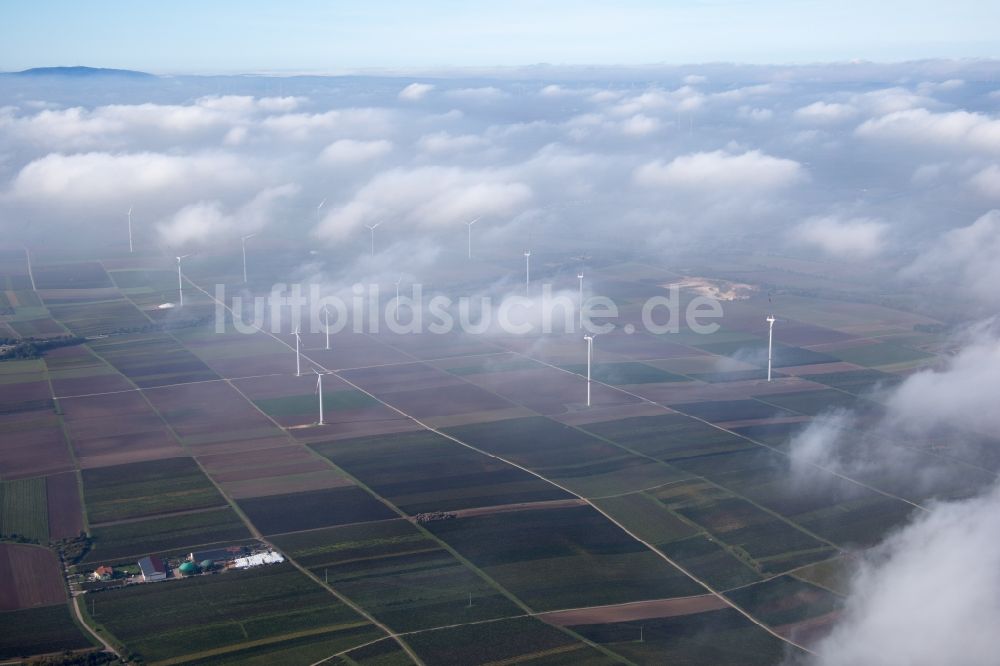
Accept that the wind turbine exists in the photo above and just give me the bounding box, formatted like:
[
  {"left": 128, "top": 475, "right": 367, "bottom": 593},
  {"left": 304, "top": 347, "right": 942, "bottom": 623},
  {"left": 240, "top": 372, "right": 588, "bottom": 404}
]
[
  {"left": 464, "top": 216, "right": 480, "bottom": 259},
  {"left": 364, "top": 222, "right": 381, "bottom": 257},
  {"left": 584, "top": 335, "right": 594, "bottom": 407},
  {"left": 766, "top": 314, "right": 776, "bottom": 382},
  {"left": 240, "top": 233, "right": 257, "bottom": 284},
  {"left": 294, "top": 326, "right": 302, "bottom": 377},
  {"left": 317, "top": 198, "right": 326, "bottom": 220},
  {"left": 395, "top": 274, "right": 403, "bottom": 303},
  {"left": 323, "top": 305, "right": 331, "bottom": 350},
  {"left": 127, "top": 206, "right": 134, "bottom": 254},
  {"left": 577, "top": 272, "right": 584, "bottom": 330},
  {"left": 314, "top": 370, "right": 325, "bottom": 425},
  {"left": 524, "top": 250, "right": 531, "bottom": 297},
  {"left": 176, "top": 254, "right": 192, "bottom": 307}
]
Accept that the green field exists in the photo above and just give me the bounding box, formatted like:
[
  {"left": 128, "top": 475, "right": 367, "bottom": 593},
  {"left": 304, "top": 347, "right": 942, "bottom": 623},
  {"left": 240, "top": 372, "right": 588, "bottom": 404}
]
[
  {"left": 311, "top": 430, "right": 570, "bottom": 514},
  {"left": 444, "top": 416, "right": 688, "bottom": 498},
  {"left": 0, "top": 477, "right": 49, "bottom": 541},
  {"left": 725, "top": 575, "right": 841, "bottom": 627},
  {"left": 82, "top": 457, "right": 226, "bottom": 524},
  {"left": 274, "top": 520, "right": 523, "bottom": 632},
  {"left": 570, "top": 607, "right": 795, "bottom": 665},
  {"left": 755, "top": 389, "right": 868, "bottom": 417},
  {"left": 0, "top": 604, "right": 95, "bottom": 660},
  {"left": 87, "top": 333, "right": 219, "bottom": 388},
  {"left": 84, "top": 507, "right": 251, "bottom": 562},
  {"left": 826, "top": 341, "right": 933, "bottom": 367},
  {"left": 424, "top": 506, "right": 702, "bottom": 611},
  {"left": 559, "top": 362, "right": 688, "bottom": 384},
  {"left": 92, "top": 562, "right": 383, "bottom": 664},
  {"left": 238, "top": 486, "right": 397, "bottom": 536},
  {"left": 405, "top": 616, "right": 620, "bottom": 665},
  {"left": 578, "top": 413, "right": 756, "bottom": 462}
]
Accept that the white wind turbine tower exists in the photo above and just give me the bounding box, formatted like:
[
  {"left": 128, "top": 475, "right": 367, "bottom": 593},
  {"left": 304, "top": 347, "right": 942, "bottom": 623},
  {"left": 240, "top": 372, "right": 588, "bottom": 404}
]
[
  {"left": 577, "top": 271, "right": 584, "bottom": 330},
  {"left": 176, "top": 254, "right": 192, "bottom": 307},
  {"left": 395, "top": 274, "right": 403, "bottom": 303},
  {"left": 241, "top": 233, "right": 257, "bottom": 284},
  {"left": 314, "top": 369, "right": 326, "bottom": 425},
  {"left": 524, "top": 250, "right": 531, "bottom": 297},
  {"left": 364, "top": 222, "right": 381, "bottom": 257},
  {"left": 766, "top": 314, "right": 776, "bottom": 382},
  {"left": 584, "top": 334, "right": 594, "bottom": 407},
  {"left": 464, "top": 217, "right": 480, "bottom": 259},
  {"left": 294, "top": 326, "right": 302, "bottom": 377},
  {"left": 127, "top": 206, "right": 134, "bottom": 254},
  {"left": 323, "top": 305, "right": 332, "bottom": 350}
]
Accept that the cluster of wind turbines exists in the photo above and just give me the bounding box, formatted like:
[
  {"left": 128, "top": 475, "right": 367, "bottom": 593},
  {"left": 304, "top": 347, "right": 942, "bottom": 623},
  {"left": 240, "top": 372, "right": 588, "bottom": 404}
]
[
  {"left": 291, "top": 326, "right": 330, "bottom": 426},
  {"left": 159, "top": 203, "right": 780, "bottom": 424}
]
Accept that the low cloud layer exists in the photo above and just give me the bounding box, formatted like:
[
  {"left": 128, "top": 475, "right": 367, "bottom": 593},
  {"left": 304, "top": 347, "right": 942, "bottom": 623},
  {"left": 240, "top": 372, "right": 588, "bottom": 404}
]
[
  {"left": 0, "top": 62, "right": 998, "bottom": 300},
  {"left": 789, "top": 320, "right": 1000, "bottom": 664},
  {"left": 813, "top": 482, "right": 1000, "bottom": 666}
]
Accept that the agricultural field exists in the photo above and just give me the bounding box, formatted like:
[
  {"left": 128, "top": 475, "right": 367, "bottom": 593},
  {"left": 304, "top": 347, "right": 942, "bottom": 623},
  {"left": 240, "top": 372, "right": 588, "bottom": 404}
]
[
  {"left": 32, "top": 262, "right": 113, "bottom": 290},
  {"left": 84, "top": 506, "right": 251, "bottom": 562},
  {"left": 273, "top": 519, "right": 524, "bottom": 632},
  {"left": 725, "top": 575, "right": 842, "bottom": 646},
  {"left": 310, "top": 429, "right": 572, "bottom": 514},
  {"left": 47, "top": 300, "right": 150, "bottom": 338},
  {"left": 90, "top": 562, "right": 384, "bottom": 664},
  {"left": 558, "top": 361, "right": 688, "bottom": 385},
  {"left": 237, "top": 485, "right": 397, "bottom": 535},
  {"left": 87, "top": 332, "right": 219, "bottom": 388},
  {"left": 404, "top": 616, "right": 620, "bottom": 665},
  {"left": 568, "top": 605, "right": 796, "bottom": 665},
  {"left": 0, "top": 543, "right": 66, "bottom": 610},
  {"left": 60, "top": 389, "right": 186, "bottom": 469},
  {"left": 82, "top": 456, "right": 226, "bottom": 524},
  {"left": 0, "top": 604, "right": 95, "bottom": 660},
  {"left": 0, "top": 230, "right": 967, "bottom": 663},
  {"left": 0, "top": 477, "right": 49, "bottom": 541},
  {"left": 445, "top": 416, "right": 689, "bottom": 498},
  {"left": 424, "top": 505, "right": 703, "bottom": 611},
  {"left": 45, "top": 344, "right": 135, "bottom": 396}
]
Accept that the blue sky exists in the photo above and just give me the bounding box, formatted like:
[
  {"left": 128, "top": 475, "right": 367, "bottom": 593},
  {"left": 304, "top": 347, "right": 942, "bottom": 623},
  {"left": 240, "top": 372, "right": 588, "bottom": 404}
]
[{"left": 1, "top": 0, "right": 997, "bottom": 73}]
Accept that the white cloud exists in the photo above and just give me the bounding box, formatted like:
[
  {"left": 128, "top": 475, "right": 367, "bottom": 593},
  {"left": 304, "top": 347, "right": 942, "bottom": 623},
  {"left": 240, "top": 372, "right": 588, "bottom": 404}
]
[
  {"left": 737, "top": 106, "right": 774, "bottom": 122},
  {"left": 794, "top": 101, "right": 859, "bottom": 124},
  {"left": 634, "top": 149, "right": 805, "bottom": 191},
  {"left": 619, "top": 114, "right": 661, "bottom": 136},
  {"left": 314, "top": 166, "right": 532, "bottom": 241},
  {"left": 260, "top": 108, "right": 394, "bottom": 141},
  {"left": 856, "top": 108, "right": 1000, "bottom": 154},
  {"left": 446, "top": 86, "right": 509, "bottom": 103},
  {"left": 791, "top": 216, "right": 888, "bottom": 258},
  {"left": 969, "top": 164, "right": 1000, "bottom": 198},
  {"left": 398, "top": 83, "right": 434, "bottom": 101},
  {"left": 0, "top": 96, "right": 306, "bottom": 150},
  {"left": 318, "top": 138, "right": 393, "bottom": 165},
  {"left": 814, "top": 482, "right": 1000, "bottom": 666},
  {"left": 903, "top": 210, "right": 1000, "bottom": 306},
  {"left": 156, "top": 183, "right": 299, "bottom": 247},
  {"left": 417, "top": 131, "right": 490, "bottom": 154},
  {"left": 5, "top": 151, "right": 257, "bottom": 206},
  {"left": 884, "top": 321, "right": 1000, "bottom": 434}
]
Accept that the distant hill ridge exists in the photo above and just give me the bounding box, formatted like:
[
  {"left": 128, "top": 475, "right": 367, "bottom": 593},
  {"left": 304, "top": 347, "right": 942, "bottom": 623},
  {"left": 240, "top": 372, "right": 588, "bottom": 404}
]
[{"left": 6, "top": 66, "right": 155, "bottom": 78}]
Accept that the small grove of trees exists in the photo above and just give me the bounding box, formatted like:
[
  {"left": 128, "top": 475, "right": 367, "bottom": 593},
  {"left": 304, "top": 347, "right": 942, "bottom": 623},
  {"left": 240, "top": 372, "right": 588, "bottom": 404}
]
[
  {"left": 0, "top": 335, "right": 84, "bottom": 360},
  {"left": 27, "top": 650, "right": 123, "bottom": 665},
  {"left": 55, "top": 534, "right": 93, "bottom": 565},
  {"left": 102, "top": 315, "right": 212, "bottom": 337}
]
